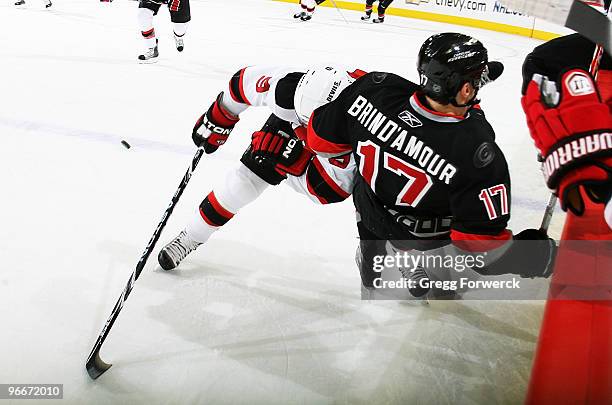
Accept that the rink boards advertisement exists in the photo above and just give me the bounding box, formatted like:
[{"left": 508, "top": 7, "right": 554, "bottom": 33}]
[{"left": 277, "top": 0, "right": 574, "bottom": 39}]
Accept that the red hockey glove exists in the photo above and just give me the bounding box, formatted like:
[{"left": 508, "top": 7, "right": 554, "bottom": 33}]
[
  {"left": 192, "top": 92, "right": 240, "bottom": 154},
  {"left": 521, "top": 69, "right": 612, "bottom": 215},
  {"left": 250, "top": 128, "right": 313, "bottom": 177}
]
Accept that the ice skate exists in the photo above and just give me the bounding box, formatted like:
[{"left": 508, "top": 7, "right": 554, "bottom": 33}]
[
  {"left": 361, "top": 11, "right": 372, "bottom": 20},
  {"left": 294, "top": 11, "right": 306, "bottom": 19},
  {"left": 14, "top": 0, "right": 25, "bottom": 5},
  {"left": 300, "top": 12, "right": 312, "bottom": 21},
  {"left": 158, "top": 230, "right": 202, "bottom": 270},
  {"left": 372, "top": 16, "right": 385, "bottom": 23},
  {"left": 45, "top": 0, "right": 52, "bottom": 7},
  {"left": 138, "top": 39, "right": 159, "bottom": 63},
  {"left": 173, "top": 33, "right": 184, "bottom": 52},
  {"left": 400, "top": 266, "right": 430, "bottom": 298}
]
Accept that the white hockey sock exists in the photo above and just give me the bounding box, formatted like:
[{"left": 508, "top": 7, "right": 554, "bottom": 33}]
[
  {"left": 137, "top": 8, "right": 156, "bottom": 49},
  {"left": 186, "top": 164, "right": 270, "bottom": 244},
  {"left": 173, "top": 22, "right": 187, "bottom": 37},
  {"left": 185, "top": 209, "right": 218, "bottom": 244},
  {"left": 300, "top": 0, "right": 316, "bottom": 13}
]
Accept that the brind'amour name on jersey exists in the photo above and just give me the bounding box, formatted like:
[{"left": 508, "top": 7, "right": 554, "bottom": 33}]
[{"left": 348, "top": 95, "right": 458, "bottom": 185}]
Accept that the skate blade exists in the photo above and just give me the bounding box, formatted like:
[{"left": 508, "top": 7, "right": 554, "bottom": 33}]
[{"left": 138, "top": 58, "right": 159, "bottom": 64}]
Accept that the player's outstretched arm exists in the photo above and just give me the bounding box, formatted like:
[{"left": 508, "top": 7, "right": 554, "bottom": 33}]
[
  {"left": 448, "top": 140, "right": 556, "bottom": 279},
  {"left": 452, "top": 228, "right": 557, "bottom": 279},
  {"left": 521, "top": 68, "right": 612, "bottom": 215},
  {"left": 192, "top": 66, "right": 268, "bottom": 154}
]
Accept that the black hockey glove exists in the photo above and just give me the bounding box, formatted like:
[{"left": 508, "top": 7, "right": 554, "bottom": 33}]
[
  {"left": 192, "top": 92, "right": 240, "bottom": 154},
  {"left": 250, "top": 128, "right": 313, "bottom": 177},
  {"left": 472, "top": 228, "right": 557, "bottom": 279},
  {"left": 510, "top": 228, "right": 557, "bottom": 278}
]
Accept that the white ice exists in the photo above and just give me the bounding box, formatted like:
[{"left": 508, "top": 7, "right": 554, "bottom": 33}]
[{"left": 0, "top": 0, "right": 564, "bottom": 403}]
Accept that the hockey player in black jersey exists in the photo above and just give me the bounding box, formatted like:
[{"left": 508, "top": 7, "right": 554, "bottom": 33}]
[
  {"left": 307, "top": 33, "right": 557, "bottom": 298},
  {"left": 361, "top": 0, "right": 394, "bottom": 23}
]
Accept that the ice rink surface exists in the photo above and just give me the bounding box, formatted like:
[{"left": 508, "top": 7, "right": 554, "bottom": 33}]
[{"left": 0, "top": 0, "right": 565, "bottom": 403}]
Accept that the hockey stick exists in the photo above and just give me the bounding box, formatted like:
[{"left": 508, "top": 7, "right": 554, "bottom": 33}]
[
  {"left": 328, "top": 0, "right": 350, "bottom": 24},
  {"left": 85, "top": 146, "right": 206, "bottom": 380},
  {"left": 539, "top": 0, "right": 610, "bottom": 234},
  {"left": 539, "top": 193, "right": 557, "bottom": 232}
]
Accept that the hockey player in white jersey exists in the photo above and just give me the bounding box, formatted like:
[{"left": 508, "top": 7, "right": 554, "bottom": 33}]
[
  {"left": 158, "top": 65, "right": 363, "bottom": 270},
  {"left": 137, "top": 0, "right": 190, "bottom": 62},
  {"left": 294, "top": 0, "right": 326, "bottom": 21}
]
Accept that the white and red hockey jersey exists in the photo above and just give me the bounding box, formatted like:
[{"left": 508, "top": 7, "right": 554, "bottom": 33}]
[{"left": 220, "top": 65, "right": 359, "bottom": 204}]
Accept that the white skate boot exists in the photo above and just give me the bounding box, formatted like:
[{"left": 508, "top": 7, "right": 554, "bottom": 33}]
[
  {"left": 138, "top": 39, "right": 159, "bottom": 63},
  {"left": 361, "top": 10, "right": 372, "bottom": 20},
  {"left": 173, "top": 33, "right": 184, "bottom": 52},
  {"left": 158, "top": 230, "right": 202, "bottom": 270}
]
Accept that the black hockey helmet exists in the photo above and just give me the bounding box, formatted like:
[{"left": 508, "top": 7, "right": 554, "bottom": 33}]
[{"left": 417, "top": 33, "right": 488, "bottom": 106}]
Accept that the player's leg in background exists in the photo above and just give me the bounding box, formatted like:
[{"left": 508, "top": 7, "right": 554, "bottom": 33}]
[
  {"left": 137, "top": 0, "right": 161, "bottom": 62},
  {"left": 361, "top": 0, "right": 375, "bottom": 21},
  {"left": 373, "top": 0, "right": 393, "bottom": 23},
  {"left": 169, "top": 0, "right": 190, "bottom": 52},
  {"left": 294, "top": 0, "right": 308, "bottom": 19},
  {"left": 296, "top": 0, "right": 316, "bottom": 21}
]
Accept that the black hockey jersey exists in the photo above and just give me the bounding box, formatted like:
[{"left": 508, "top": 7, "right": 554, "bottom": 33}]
[{"left": 308, "top": 72, "right": 512, "bottom": 243}]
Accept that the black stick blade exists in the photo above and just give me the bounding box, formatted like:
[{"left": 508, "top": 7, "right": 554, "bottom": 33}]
[{"left": 86, "top": 351, "right": 112, "bottom": 380}]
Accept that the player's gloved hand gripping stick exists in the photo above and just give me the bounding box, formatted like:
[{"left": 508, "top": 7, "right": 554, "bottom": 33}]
[
  {"left": 192, "top": 92, "right": 240, "bottom": 154},
  {"left": 522, "top": 69, "right": 612, "bottom": 217},
  {"left": 525, "top": 2, "right": 611, "bottom": 232}
]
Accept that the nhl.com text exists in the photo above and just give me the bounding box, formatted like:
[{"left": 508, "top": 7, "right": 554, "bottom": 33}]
[
  {"left": 434, "top": 0, "right": 487, "bottom": 12},
  {"left": 431, "top": 0, "right": 526, "bottom": 15}
]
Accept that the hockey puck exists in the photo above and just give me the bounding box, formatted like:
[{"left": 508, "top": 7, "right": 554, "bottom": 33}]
[{"left": 121, "top": 140, "right": 131, "bottom": 149}]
